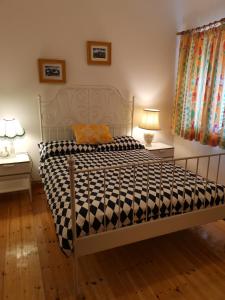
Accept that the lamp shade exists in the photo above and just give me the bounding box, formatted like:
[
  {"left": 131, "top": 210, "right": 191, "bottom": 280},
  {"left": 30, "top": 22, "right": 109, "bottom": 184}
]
[
  {"left": 0, "top": 118, "right": 25, "bottom": 139},
  {"left": 139, "top": 109, "right": 160, "bottom": 130}
]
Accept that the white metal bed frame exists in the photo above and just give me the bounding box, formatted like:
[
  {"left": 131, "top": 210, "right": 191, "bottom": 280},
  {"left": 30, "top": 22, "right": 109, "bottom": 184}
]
[{"left": 39, "top": 85, "right": 225, "bottom": 299}]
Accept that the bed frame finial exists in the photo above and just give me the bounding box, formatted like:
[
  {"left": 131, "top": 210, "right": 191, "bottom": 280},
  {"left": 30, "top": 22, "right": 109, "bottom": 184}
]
[{"left": 131, "top": 96, "right": 135, "bottom": 136}]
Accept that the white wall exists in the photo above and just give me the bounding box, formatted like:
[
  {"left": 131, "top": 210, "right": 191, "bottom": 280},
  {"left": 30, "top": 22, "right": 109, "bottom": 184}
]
[
  {"left": 175, "top": 0, "right": 225, "bottom": 30},
  {"left": 173, "top": 0, "right": 225, "bottom": 184},
  {"left": 0, "top": 0, "right": 177, "bottom": 179}
]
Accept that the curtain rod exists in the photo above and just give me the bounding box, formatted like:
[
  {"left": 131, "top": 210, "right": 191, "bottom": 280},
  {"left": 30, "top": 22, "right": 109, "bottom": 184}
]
[{"left": 176, "top": 17, "right": 225, "bottom": 36}]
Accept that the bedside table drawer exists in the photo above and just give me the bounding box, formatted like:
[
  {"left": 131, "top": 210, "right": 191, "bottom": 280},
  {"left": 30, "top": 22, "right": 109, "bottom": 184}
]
[
  {"left": 0, "top": 153, "right": 32, "bottom": 200},
  {"left": 152, "top": 148, "right": 174, "bottom": 158},
  {"left": 0, "top": 162, "right": 30, "bottom": 176},
  {"left": 0, "top": 175, "right": 30, "bottom": 194}
]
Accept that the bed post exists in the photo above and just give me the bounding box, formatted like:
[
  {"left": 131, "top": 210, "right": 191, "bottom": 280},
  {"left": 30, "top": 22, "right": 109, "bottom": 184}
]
[
  {"left": 68, "top": 156, "right": 80, "bottom": 299},
  {"left": 131, "top": 96, "right": 135, "bottom": 136},
  {"left": 38, "top": 94, "right": 44, "bottom": 141}
]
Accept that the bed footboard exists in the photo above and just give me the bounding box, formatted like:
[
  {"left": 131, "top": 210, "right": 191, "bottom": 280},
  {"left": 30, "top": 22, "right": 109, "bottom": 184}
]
[{"left": 68, "top": 152, "right": 225, "bottom": 298}]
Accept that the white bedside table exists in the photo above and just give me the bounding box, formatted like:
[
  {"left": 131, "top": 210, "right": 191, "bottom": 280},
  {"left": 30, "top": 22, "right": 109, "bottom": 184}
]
[
  {"left": 0, "top": 153, "right": 32, "bottom": 200},
  {"left": 145, "top": 142, "right": 174, "bottom": 159}
]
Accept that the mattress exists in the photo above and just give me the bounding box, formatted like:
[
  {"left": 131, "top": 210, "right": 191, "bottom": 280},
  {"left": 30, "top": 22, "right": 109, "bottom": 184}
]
[{"left": 40, "top": 148, "right": 225, "bottom": 255}]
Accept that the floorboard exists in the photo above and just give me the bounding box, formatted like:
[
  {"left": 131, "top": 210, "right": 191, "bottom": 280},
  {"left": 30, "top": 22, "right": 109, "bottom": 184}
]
[{"left": 1, "top": 184, "right": 225, "bottom": 299}]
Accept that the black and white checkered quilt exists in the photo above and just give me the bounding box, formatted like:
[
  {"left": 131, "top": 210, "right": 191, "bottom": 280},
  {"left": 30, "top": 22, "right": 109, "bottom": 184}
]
[
  {"left": 38, "top": 136, "right": 145, "bottom": 162},
  {"left": 40, "top": 148, "right": 225, "bottom": 255}
]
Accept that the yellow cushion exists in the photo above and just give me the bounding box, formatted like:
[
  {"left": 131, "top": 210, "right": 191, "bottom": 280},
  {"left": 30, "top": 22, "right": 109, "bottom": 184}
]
[{"left": 72, "top": 124, "right": 113, "bottom": 144}]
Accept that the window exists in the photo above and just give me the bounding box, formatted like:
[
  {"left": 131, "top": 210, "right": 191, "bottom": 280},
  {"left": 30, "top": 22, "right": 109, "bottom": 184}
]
[{"left": 172, "top": 25, "right": 225, "bottom": 148}]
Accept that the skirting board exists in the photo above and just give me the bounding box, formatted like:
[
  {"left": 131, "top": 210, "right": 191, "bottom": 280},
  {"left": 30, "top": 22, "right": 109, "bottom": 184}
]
[{"left": 76, "top": 205, "right": 225, "bottom": 256}]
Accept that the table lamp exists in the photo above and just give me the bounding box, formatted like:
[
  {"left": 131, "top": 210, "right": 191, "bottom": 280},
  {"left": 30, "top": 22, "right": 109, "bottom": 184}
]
[
  {"left": 139, "top": 109, "right": 160, "bottom": 146},
  {"left": 0, "top": 118, "right": 25, "bottom": 157}
]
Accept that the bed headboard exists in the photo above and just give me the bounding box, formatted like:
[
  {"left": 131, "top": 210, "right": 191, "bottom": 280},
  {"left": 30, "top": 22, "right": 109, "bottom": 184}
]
[{"left": 38, "top": 85, "right": 134, "bottom": 141}]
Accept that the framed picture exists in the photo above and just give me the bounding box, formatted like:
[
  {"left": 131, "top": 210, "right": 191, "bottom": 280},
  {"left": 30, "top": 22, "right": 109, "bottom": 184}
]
[
  {"left": 87, "top": 41, "right": 111, "bottom": 65},
  {"left": 38, "top": 59, "right": 66, "bottom": 83}
]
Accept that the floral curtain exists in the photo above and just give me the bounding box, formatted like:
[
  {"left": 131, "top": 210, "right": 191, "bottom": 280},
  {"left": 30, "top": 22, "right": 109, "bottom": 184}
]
[{"left": 172, "top": 25, "right": 225, "bottom": 148}]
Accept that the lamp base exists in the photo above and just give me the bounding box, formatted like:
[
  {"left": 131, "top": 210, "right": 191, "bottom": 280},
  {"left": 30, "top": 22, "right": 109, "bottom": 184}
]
[
  {"left": 4, "top": 141, "right": 16, "bottom": 158},
  {"left": 0, "top": 146, "right": 10, "bottom": 158},
  {"left": 8, "top": 141, "right": 16, "bottom": 157},
  {"left": 144, "top": 133, "right": 154, "bottom": 146}
]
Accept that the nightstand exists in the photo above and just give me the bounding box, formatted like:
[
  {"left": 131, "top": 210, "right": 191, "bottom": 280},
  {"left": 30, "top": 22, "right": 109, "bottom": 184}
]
[
  {"left": 0, "top": 153, "right": 32, "bottom": 200},
  {"left": 145, "top": 142, "right": 174, "bottom": 159}
]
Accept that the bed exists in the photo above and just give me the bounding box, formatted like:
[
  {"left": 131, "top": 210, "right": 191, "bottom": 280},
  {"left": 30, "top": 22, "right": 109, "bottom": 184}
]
[{"left": 38, "top": 85, "right": 225, "bottom": 297}]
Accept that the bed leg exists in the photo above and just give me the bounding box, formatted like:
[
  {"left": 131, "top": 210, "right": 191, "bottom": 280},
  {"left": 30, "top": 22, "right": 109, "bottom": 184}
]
[{"left": 68, "top": 156, "right": 83, "bottom": 299}]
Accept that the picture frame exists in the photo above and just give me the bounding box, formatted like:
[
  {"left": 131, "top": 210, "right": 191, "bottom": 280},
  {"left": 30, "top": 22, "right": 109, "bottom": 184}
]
[
  {"left": 38, "top": 59, "right": 66, "bottom": 83},
  {"left": 87, "top": 41, "right": 111, "bottom": 65}
]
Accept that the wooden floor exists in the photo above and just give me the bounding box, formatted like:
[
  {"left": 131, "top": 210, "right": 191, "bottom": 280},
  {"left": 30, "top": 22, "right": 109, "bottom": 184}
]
[{"left": 1, "top": 185, "right": 225, "bottom": 300}]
